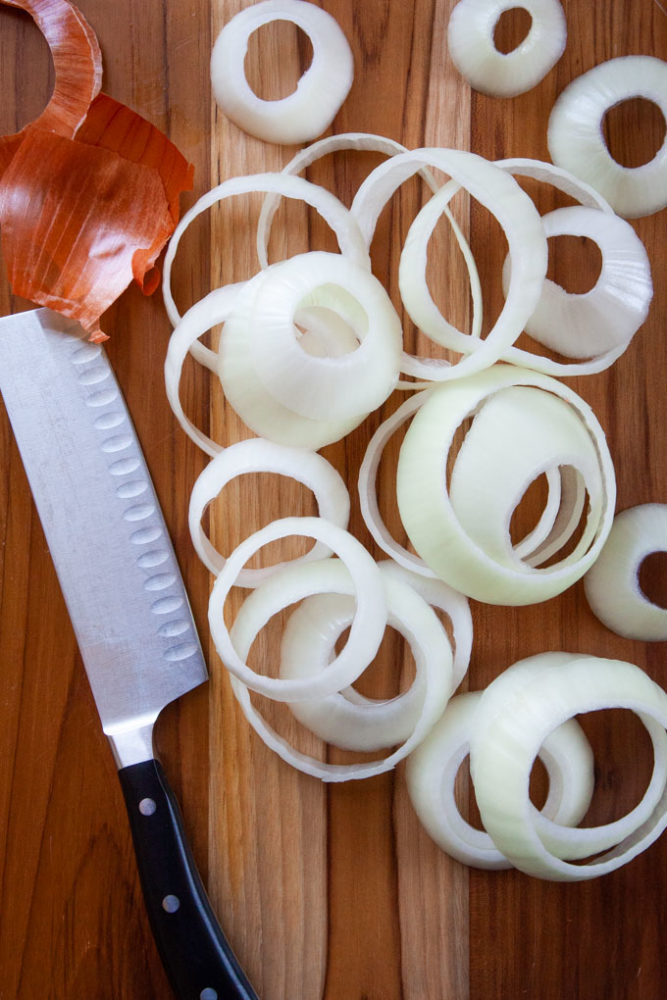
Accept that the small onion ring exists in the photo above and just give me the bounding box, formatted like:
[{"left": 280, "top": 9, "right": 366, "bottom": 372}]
[
  {"left": 406, "top": 688, "right": 595, "bottom": 870},
  {"left": 396, "top": 365, "right": 616, "bottom": 605},
  {"left": 447, "top": 0, "right": 567, "bottom": 99},
  {"left": 501, "top": 204, "right": 653, "bottom": 374},
  {"left": 208, "top": 518, "right": 387, "bottom": 701},
  {"left": 162, "top": 171, "right": 369, "bottom": 326},
  {"left": 189, "top": 437, "right": 350, "bottom": 585},
  {"left": 350, "top": 147, "right": 548, "bottom": 381},
  {"left": 584, "top": 504, "right": 667, "bottom": 642},
  {"left": 230, "top": 562, "right": 452, "bottom": 780},
  {"left": 470, "top": 653, "right": 667, "bottom": 880},
  {"left": 547, "top": 56, "right": 667, "bottom": 218},
  {"left": 210, "top": 0, "right": 353, "bottom": 145}
]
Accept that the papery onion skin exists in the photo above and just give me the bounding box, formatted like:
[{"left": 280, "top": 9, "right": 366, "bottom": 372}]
[{"left": 0, "top": 0, "right": 103, "bottom": 176}]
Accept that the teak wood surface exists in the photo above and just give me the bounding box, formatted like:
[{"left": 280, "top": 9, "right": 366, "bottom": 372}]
[{"left": 1, "top": 1, "right": 666, "bottom": 998}]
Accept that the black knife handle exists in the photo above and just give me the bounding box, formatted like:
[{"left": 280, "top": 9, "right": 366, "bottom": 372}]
[{"left": 118, "top": 758, "right": 259, "bottom": 1000}]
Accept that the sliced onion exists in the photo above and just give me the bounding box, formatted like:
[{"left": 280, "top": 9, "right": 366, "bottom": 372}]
[
  {"left": 547, "top": 56, "right": 667, "bottom": 218},
  {"left": 210, "top": 0, "right": 353, "bottom": 145},
  {"left": 447, "top": 0, "right": 567, "bottom": 98},
  {"left": 162, "top": 171, "right": 370, "bottom": 326},
  {"left": 470, "top": 653, "right": 667, "bottom": 880},
  {"left": 351, "top": 148, "right": 548, "bottom": 380},
  {"left": 378, "top": 560, "right": 472, "bottom": 693},
  {"left": 237, "top": 251, "right": 402, "bottom": 422},
  {"left": 584, "top": 504, "right": 667, "bottom": 641},
  {"left": 189, "top": 437, "right": 350, "bottom": 584},
  {"left": 229, "top": 563, "right": 452, "bottom": 780},
  {"left": 396, "top": 365, "right": 616, "bottom": 605},
  {"left": 217, "top": 265, "right": 371, "bottom": 449},
  {"left": 501, "top": 205, "right": 652, "bottom": 373},
  {"left": 209, "top": 520, "right": 387, "bottom": 701},
  {"left": 406, "top": 688, "right": 595, "bottom": 870}
]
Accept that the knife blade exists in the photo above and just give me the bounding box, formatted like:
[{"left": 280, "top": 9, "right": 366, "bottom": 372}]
[{"left": 0, "top": 307, "right": 258, "bottom": 1000}]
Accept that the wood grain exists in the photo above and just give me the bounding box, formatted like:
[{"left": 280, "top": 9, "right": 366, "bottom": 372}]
[{"left": 0, "top": 1, "right": 666, "bottom": 998}]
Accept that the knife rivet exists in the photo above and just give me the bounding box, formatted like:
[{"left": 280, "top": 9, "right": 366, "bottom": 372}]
[
  {"left": 200, "top": 989, "right": 218, "bottom": 999},
  {"left": 162, "top": 894, "right": 181, "bottom": 913},
  {"left": 138, "top": 797, "right": 157, "bottom": 816}
]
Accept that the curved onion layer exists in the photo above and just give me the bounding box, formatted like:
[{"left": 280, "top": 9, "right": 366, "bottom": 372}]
[
  {"left": 447, "top": 0, "right": 567, "bottom": 98},
  {"left": 217, "top": 265, "right": 373, "bottom": 449},
  {"left": 0, "top": 0, "right": 102, "bottom": 176},
  {"left": 584, "top": 504, "right": 667, "bottom": 641},
  {"left": 189, "top": 437, "right": 350, "bottom": 585},
  {"left": 547, "top": 56, "right": 667, "bottom": 218},
  {"left": 255, "top": 132, "right": 483, "bottom": 340},
  {"left": 209, "top": 520, "right": 387, "bottom": 701},
  {"left": 501, "top": 205, "right": 653, "bottom": 373},
  {"left": 396, "top": 365, "right": 616, "bottom": 605},
  {"left": 162, "top": 171, "right": 369, "bottom": 326},
  {"left": 378, "top": 560, "right": 473, "bottom": 693},
  {"left": 350, "top": 147, "right": 548, "bottom": 380},
  {"left": 0, "top": 93, "right": 194, "bottom": 340},
  {"left": 406, "top": 688, "right": 595, "bottom": 870},
  {"left": 398, "top": 156, "right": 615, "bottom": 377},
  {"left": 229, "top": 564, "right": 452, "bottom": 780},
  {"left": 211, "top": 0, "right": 353, "bottom": 145},
  {"left": 238, "top": 251, "right": 402, "bottom": 422},
  {"left": 470, "top": 653, "right": 667, "bottom": 880}
]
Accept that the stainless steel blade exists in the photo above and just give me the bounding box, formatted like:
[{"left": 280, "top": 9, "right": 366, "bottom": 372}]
[{"left": 0, "top": 308, "right": 207, "bottom": 766}]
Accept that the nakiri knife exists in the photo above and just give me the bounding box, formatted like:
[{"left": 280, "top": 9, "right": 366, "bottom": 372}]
[{"left": 0, "top": 307, "right": 259, "bottom": 1000}]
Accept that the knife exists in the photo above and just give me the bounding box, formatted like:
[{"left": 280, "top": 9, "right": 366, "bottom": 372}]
[{"left": 0, "top": 307, "right": 259, "bottom": 1000}]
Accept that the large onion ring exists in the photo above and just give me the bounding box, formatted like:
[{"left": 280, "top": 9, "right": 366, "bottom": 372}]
[
  {"left": 470, "top": 653, "right": 667, "bottom": 880},
  {"left": 547, "top": 56, "right": 667, "bottom": 218},
  {"left": 210, "top": 0, "right": 353, "bottom": 145},
  {"left": 406, "top": 688, "right": 595, "bottom": 870}
]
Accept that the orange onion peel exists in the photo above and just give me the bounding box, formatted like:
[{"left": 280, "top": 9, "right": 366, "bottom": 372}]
[
  {"left": 0, "top": 4, "right": 194, "bottom": 340},
  {"left": 0, "top": 0, "right": 102, "bottom": 176}
]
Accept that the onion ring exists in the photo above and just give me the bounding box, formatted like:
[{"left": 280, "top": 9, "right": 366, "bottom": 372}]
[
  {"left": 584, "top": 504, "right": 667, "bottom": 642},
  {"left": 210, "top": 0, "right": 353, "bottom": 145},
  {"left": 447, "top": 0, "right": 567, "bottom": 98},
  {"left": 547, "top": 56, "right": 667, "bottom": 218}
]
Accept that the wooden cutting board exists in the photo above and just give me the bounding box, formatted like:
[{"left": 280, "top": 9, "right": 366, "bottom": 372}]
[{"left": 1, "top": 1, "right": 666, "bottom": 997}]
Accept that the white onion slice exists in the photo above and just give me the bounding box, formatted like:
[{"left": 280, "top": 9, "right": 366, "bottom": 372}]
[
  {"left": 378, "top": 560, "right": 472, "bottom": 693},
  {"left": 547, "top": 56, "right": 667, "bottom": 218},
  {"left": 239, "top": 251, "right": 402, "bottom": 421},
  {"left": 255, "top": 132, "right": 484, "bottom": 340},
  {"left": 470, "top": 653, "right": 667, "bottom": 880},
  {"left": 217, "top": 265, "right": 371, "bottom": 449},
  {"left": 406, "top": 688, "right": 595, "bottom": 870},
  {"left": 162, "top": 171, "right": 369, "bottom": 327},
  {"left": 501, "top": 205, "right": 653, "bottom": 373},
  {"left": 396, "top": 365, "right": 616, "bottom": 605},
  {"left": 584, "top": 504, "right": 667, "bottom": 641},
  {"left": 447, "top": 0, "right": 567, "bottom": 98},
  {"left": 209, "top": 520, "right": 387, "bottom": 701},
  {"left": 189, "top": 438, "right": 350, "bottom": 585},
  {"left": 210, "top": 0, "right": 353, "bottom": 145},
  {"left": 351, "top": 148, "right": 548, "bottom": 380},
  {"left": 229, "top": 564, "right": 452, "bottom": 780}
]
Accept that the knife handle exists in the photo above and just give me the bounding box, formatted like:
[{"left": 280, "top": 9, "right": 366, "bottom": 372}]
[{"left": 118, "top": 758, "right": 259, "bottom": 1000}]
